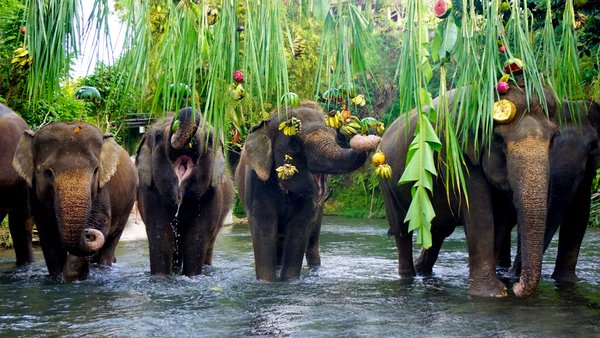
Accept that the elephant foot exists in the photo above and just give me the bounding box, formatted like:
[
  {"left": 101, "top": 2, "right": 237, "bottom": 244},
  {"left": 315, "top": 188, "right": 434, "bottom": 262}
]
[
  {"left": 551, "top": 270, "right": 580, "bottom": 284},
  {"left": 63, "top": 255, "right": 90, "bottom": 282},
  {"left": 468, "top": 277, "right": 508, "bottom": 298},
  {"left": 415, "top": 261, "right": 433, "bottom": 276}
]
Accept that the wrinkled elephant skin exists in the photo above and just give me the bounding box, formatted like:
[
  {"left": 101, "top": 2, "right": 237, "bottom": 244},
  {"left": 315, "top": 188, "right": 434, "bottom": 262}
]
[
  {"left": 12, "top": 122, "right": 137, "bottom": 282},
  {"left": 379, "top": 85, "right": 559, "bottom": 298},
  {"left": 136, "top": 107, "right": 233, "bottom": 276},
  {"left": 235, "top": 101, "right": 377, "bottom": 282},
  {"left": 0, "top": 103, "right": 34, "bottom": 266}
]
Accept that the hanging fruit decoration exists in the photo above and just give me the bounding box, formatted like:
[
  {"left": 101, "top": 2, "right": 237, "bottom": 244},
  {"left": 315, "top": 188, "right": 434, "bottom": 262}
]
[
  {"left": 233, "top": 70, "right": 244, "bottom": 83},
  {"left": 497, "top": 81, "right": 510, "bottom": 94},
  {"left": 574, "top": 12, "right": 588, "bottom": 30},
  {"left": 11, "top": 47, "right": 32, "bottom": 68},
  {"left": 372, "top": 150, "right": 392, "bottom": 179},
  {"left": 433, "top": 0, "right": 452, "bottom": 19},
  {"left": 324, "top": 110, "right": 343, "bottom": 128},
  {"left": 350, "top": 94, "right": 366, "bottom": 107},
  {"left": 74, "top": 86, "right": 101, "bottom": 103},
  {"left": 207, "top": 6, "right": 219, "bottom": 25},
  {"left": 227, "top": 83, "right": 245, "bottom": 101},
  {"left": 278, "top": 117, "right": 302, "bottom": 136},
  {"left": 20, "top": 27, "right": 26, "bottom": 34},
  {"left": 493, "top": 99, "right": 517, "bottom": 124},
  {"left": 236, "top": 25, "right": 245, "bottom": 32},
  {"left": 503, "top": 58, "right": 524, "bottom": 75},
  {"left": 498, "top": 45, "right": 506, "bottom": 53},
  {"left": 375, "top": 122, "right": 386, "bottom": 136},
  {"left": 281, "top": 92, "right": 300, "bottom": 107},
  {"left": 339, "top": 115, "right": 362, "bottom": 137},
  {"left": 276, "top": 155, "right": 298, "bottom": 180},
  {"left": 500, "top": 1, "right": 511, "bottom": 12},
  {"left": 292, "top": 37, "right": 307, "bottom": 58}
]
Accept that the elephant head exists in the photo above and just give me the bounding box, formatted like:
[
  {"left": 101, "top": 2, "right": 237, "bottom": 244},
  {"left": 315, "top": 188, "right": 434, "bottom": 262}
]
[
  {"left": 479, "top": 86, "right": 559, "bottom": 297},
  {"left": 243, "top": 101, "right": 371, "bottom": 194},
  {"left": 137, "top": 107, "right": 226, "bottom": 207},
  {"left": 12, "top": 122, "right": 121, "bottom": 257}
]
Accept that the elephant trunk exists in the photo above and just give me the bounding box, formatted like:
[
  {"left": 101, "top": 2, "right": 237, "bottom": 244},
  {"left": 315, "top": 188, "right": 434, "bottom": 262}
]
[
  {"left": 56, "top": 170, "right": 105, "bottom": 257},
  {"left": 170, "top": 107, "right": 200, "bottom": 150},
  {"left": 304, "top": 130, "right": 367, "bottom": 173},
  {"left": 507, "top": 137, "right": 550, "bottom": 298}
]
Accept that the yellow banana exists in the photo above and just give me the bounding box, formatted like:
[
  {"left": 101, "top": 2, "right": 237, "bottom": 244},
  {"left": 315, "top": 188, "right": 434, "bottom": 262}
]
[
  {"left": 376, "top": 122, "right": 385, "bottom": 136},
  {"left": 350, "top": 94, "right": 366, "bottom": 106},
  {"left": 278, "top": 117, "right": 301, "bottom": 136},
  {"left": 276, "top": 163, "right": 298, "bottom": 180},
  {"left": 375, "top": 164, "right": 392, "bottom": 179}
]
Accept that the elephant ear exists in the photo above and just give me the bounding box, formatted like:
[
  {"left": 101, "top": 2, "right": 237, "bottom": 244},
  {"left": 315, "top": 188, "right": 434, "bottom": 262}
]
[
  {"left": 135, "top": 130, "right": 154, "bottom": 187},
  {"left": 244, "top": 121, "right": 273, "bottom": 181},
  {"left": 12, "top": 130, "right": 35, "bottom": 187},
  {"left": 99, "top": 134, "right": 121, "bottom": 188}
]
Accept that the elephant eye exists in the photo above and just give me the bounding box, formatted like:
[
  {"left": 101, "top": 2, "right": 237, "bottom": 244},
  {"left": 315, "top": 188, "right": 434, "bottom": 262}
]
[
  {"left": 44, "top": 168, "right": 54, "bottom": 180},
  {"left": 93, "top": 166, "right": 99, "bottom": 177}
]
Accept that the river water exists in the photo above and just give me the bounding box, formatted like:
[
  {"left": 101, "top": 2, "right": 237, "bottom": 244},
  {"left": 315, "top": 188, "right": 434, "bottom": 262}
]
[{"left": 0, "top": 216, "right": 598, "bottom": 337}]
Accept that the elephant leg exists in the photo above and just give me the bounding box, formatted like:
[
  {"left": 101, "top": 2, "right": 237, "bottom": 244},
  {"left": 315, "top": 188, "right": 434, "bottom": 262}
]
[
  {"left": 305, "top": 208, "right": 323, "bottom": 268},
  {"left": 63, "top": 254, "right": 90, "bottom": 282},
  {"left": 249, "top": 212, "right": 278, "bottom": 282},
  {"left": 280, "top": 201, "right": 314, "bottom": 281},
  {"left": 276, "top": 235, "right": 284, "bottom": 268},
  {"left": 552, "top": 190, "right": 590, "bottom": 283},
  {"left": 140, "top": 194, "right": 176, "bottom": 275},
  {"left": 34, "top": 210, "right": 67, "bottom": 278},
  {"left": 7, "top": 207, "right": 34, "bottom": 266},
  {"left": 415, "top": 222, "right": 454, "bottom": 276},
  {"left": 93, "top": 215, "right": 128, "bottom": 266},
  {"left": 380, "top": 181, "right": 415, "bottom": 277},
  {"left": 463, "top": 174, "right": 507, "bottom": 298}
]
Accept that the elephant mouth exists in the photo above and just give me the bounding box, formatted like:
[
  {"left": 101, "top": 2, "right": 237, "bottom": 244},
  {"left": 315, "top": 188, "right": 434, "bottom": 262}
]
[
  {"left": 312, "top": 173, "right": 328, "bottom": 203},
  {"left": 173, "top": 155, "right": 194, "bottom": 185}
]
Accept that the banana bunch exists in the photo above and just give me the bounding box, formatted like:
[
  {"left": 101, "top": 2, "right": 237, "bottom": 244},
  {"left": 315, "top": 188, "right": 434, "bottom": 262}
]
[
  {"left": 375, "top": 163, "right": 392, "bottom": 179},
  {"left": 339, "top": 116, "right": 361, "bottom": 137},
  {"left": 277, "top": 163, "right": 298, "bottom": 180},
  {"left": 207, "top": 6, "right": 219, "bottom": 25},
  {"left": 227, "top": 83, "right": 245, "bottom": 101},
  {"left": 292, "top": 37, "right": 307, "bottom": 58},
  {"left": 359, "top": 117, "right": 378, "bottom": 134},
  {"left": 11, "top": 47, "right": 32, "bottom": 68},
  {"left": 376, "top": 122, "right": 385, "bottom": 136},
  {"left": 350, "top": 94, "right": 366, "bottom": 107},
  {"left": 278, "top": 117, "right": 302, "bottom": 136},
  {"left": 276, "top": 155, "right": 298, "bottom": 180},
  {"left": 324, "top": 110, "right": 343, "bottom": 129}
]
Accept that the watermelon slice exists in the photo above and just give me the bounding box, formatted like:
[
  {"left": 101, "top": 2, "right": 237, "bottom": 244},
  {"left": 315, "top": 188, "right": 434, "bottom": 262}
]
[{"left": 433, "top": 0, "right": 453, "bottom": 19}]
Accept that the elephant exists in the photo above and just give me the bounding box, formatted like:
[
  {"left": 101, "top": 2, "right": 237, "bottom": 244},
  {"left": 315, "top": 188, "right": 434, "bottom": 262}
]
[
  {"left": 504, "top": 100, "right": 600, "bottom": 283},
  {"left": 135, "top": 107, "right": 233, "bottom": 276},
  {"left": 235, "top": 101, "right": 379, "bottom": 282},
  {"left": 378, "top": 84, "right": 560, "bottom": 298},
  {"left": 12, "top": 122, "right": 137, "bottom": 281},
  {"left": 0, "top": 103, "right": 34, "bottom": 266}
]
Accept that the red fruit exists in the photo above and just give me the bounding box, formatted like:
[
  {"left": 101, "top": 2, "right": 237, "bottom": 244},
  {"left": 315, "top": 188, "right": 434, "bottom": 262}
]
[
  {"left": 497, "top": 82, "right": 510, "bottom": 94},
  {"left": 503, "top": 58, "right": 524, "bottom": 75},
  {"left": 498, "top": 45, "right": 506, "bottom": 53},
  {"left": 337, "top": 97, "right": 344, "bottom": 103},
  {"left": 233, "top": 70, "right": 244, "bottom": 83},
  {"left": 433, "top": 0, "right": 453, "bottom": 19},
  {"left": 20, "top": 27, "right": 26, "bottom": 34}
]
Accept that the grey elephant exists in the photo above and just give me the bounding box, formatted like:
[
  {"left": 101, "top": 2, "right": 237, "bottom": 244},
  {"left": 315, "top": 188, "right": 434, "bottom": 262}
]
[
  {"left": 13, "top": 122, "right": 137, "bottom": 281},
  {"left": 505, "top": 100, "right": 600, "bottom": 283},
  {"left": 0, "top": 103, "right": 33, "bottom": 266},
  {"left": 136, "top": 107, "right": 233, "bottom": 276},
  {"left": 235, "top": 101, "right": 379, "bottom": 282},
  {"left": 379, "top": 85, "right": 559, "bottom": 297}
]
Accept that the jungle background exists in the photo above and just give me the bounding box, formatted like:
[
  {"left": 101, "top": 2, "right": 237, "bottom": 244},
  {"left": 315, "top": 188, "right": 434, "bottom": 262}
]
[{"left": 1, "top": 0, "right": 600, "bottom": 248}]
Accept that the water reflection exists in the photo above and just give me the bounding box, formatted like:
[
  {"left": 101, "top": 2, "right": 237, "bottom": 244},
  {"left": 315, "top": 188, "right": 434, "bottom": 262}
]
[{"left": 0, "top": 216, "right": 598, "bottom": 336}]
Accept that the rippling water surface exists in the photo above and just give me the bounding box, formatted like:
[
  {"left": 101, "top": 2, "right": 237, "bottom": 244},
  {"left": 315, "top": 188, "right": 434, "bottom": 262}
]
[{"left": 1, "top": 216, "right": 599, "bottom": 337}]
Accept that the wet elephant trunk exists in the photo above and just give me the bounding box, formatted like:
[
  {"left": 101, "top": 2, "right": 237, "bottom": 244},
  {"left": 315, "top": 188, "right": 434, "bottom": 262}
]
[
  {"left": 56, "top": 170, "right": 105, "bottom": 256},
  {"left": 507, "top": 137, "right": 550, "bottom": 298},
  {"left": 170, "top": 107, "right": 200, "bottom": 150},
  {"left": 304, "top": 132, "right": 367, "bottom": 173}
]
